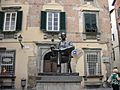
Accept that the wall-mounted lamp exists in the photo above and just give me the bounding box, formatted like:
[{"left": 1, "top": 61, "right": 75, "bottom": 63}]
[
  {"left": 21, "top": 78, "right": 26, "bottom": 90},
  {"left": 18, "top": 35, "right": 24, "bottom": 48}
]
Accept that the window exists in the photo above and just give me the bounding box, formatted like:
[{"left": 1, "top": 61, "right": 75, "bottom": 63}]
[
  {"left": 84, "top": 13, "right": 97, "bottom": 33},
  {"left": 0, "top": 11, "right": 23, "bottom": 32},
  {"left": 84, "top": 49, "right": 101, "bottom": 76},
  {"left": 0, "top": 50, "right": 15, "bottom": 76},
  {"left": 47, "top": 12, "right": 60, "bottom": 31},
  {"left": 3, "top": 12, "right": 17, "bottom": 31},
  {"left": 83, "top": 12, "right": 99, "bottom": 39},
  {"left": 41, "top": 11, "right": 66, "bottom": 33}
]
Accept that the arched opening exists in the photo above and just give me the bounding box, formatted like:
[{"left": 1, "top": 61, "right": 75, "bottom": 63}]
[{"left": 43, "top": 51, "right": 57, "bottom": 72}]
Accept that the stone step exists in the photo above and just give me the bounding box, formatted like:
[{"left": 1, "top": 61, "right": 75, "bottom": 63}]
[{"left": 36, "top": 75, "right": 82, "bottom": 83}]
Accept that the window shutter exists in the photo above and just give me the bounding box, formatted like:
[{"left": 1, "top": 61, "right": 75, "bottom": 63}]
[
  {"left": 60, "top": 12, "right": 66, "bottom": 33},
  {"left": 91, "top": 14, "right": 97, "bottom": 32},
  {"left": 84, "top": 14, "right": 91, "bottom": 32},
  {"left": 16, "top": 11, "right": 23, "bottom": 32},
  {"left": 0, "top": 12, "right": 4, "bottom": 32},
  {"left": 40, "top": 11, "right": 47, "bottom": 31},
  {"left": 84, "top": 13, "right": 97, "bottom": 32}
]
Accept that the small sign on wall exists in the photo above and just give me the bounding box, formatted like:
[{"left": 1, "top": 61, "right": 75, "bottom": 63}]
[{"left": 102, "top": 57, "right": 110, "bottom": 63}]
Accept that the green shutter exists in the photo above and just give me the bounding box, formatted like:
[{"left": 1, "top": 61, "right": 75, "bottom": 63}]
[
  {"left": 0, "top": 11, "right": 4, "bottom": 32},
  {"left": 91, "top": 14, "right": 97, "bottom": 32},
  {"left": 16, "top": 11, "right": 23, "bottom": 32},
  {"left": 60, "top": 12, "right": 66, "bottom": 33},
  {"left": 40, "top": 11, "right": 46, "bottom": 31},
  {"left": 84, "top": 13, "right": 97, "bottom": 32},
  {"left": 84, "top": 14, "right": 91, "bottom": 32}
]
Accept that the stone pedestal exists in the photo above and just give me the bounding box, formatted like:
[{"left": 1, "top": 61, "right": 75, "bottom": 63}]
[{"left": 36, "top": 73, "right": 82, "bottom": 90}]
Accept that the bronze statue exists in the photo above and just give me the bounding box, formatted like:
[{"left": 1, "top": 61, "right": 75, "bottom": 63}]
[{"left": 50, "top": 32, "right": 75, "bottom": 73}]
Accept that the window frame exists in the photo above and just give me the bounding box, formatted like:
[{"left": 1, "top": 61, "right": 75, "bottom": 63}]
[
  {"left": 83, "top": 11, "right": 100, "bottom": 39},
  {"left": 40, "top": 11, "right": 66, "bottom": 33},
  {"left": 84, "top": 49, "right": 101, "bottom": 76},
  {"left": 46, "top": 11, "right": 60, "bottom": 32},
  {"left": 3, "top": 12, "right": 17, "bottom": 32}
]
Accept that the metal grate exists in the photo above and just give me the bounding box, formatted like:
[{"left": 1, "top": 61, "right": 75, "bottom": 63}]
[
  {"left": 0, "top": 51, "right": 15, "bottom": 76},
  {"left": 86, "top": 51, "right": 101, "bottom": 76}
]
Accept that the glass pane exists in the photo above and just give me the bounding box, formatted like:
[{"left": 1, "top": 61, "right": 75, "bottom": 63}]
[
  {"left": 54, "top": 26, "right": 58, "bottom": 30},
  {"left": 48, "top": 13, "right": 52, "bottom": 17},
  {"left": 5, "top": 21, "right": 9, "bottom": 25},
  {"left": 54, "top": 18, "right": 58, "bottom": 21},
  {"left": 48, "top": 26, "right": 52, "bottom": 30},
  {"left": 12, "top": 13, "right": 16, "bottom": 17},
  {"left": 54, "top": 22, "right": 58, "bottom": 26},
  {"left": 6, "top": 13, "right": 10, "bottom": 18},
  {"left": 5, "top": 26, "right": 9, "bottom": 30},
  {"left": 48, "top": 18, "right": 52, "bottom": 21},
  {"left": 48, "top": 22, "right": 52, "bottom": 26},
  {"left": 54, "top": 13, "right": 58, "bottom": 17},
  {"left": 6, "top": 18, "right": 10, "bottom": 21},
  {"left": 11, "top": 17, "right": 15, "bottom": 21},
  {"left": 54, "top": 27, "right": 58, "bottom": 30},
  {"left": 11, "top": 25, "right": 15, "bottom": 30},
  {"left": 11, "top": 21, "right": 15, "bottom": 25}
]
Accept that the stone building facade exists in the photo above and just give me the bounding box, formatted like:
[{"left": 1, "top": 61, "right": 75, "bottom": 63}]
[{"left": 0, "top": 0, "right": 112, "bottom": 89}]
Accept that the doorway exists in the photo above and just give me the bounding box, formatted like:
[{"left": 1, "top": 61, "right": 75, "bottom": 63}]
[{"left": 43, "top": 51, "right": 57, "bottom": 72}]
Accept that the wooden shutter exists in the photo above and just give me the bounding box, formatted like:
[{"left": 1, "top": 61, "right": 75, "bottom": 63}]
[
  {"left": 84, "top": 13, "right": 97, "bottom": 32},
  {"left": 60, "top": 12, "right": 66, "bottom": 33},
  {"left": 0, "top": 12, "right": 5, "bottom": 32},
  {"left": 40, "top": 11, "right": 47, "bottom": 31},
  {"left": 91, "top": 14, "right": 97, "bottom": 32},
  {"left": 84, "top": 14, "right": 91, "bottom": 32},
  {"left": 16, "top": 11, "right": 23, "bottom": 32}
]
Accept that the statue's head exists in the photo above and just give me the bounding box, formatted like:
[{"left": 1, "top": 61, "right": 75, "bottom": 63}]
[{"left": 61, "top": 32, "right": 66, "bottom": 40}]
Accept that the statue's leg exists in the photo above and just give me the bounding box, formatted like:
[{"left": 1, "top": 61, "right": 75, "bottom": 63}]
[
  {"left": 57, "top": 51, "right": 61, "bottom": 73},
  {"left": 67, "top": 62, "right": 72, "bottom": 73},
  {"left": 69, "top": 61, "right": 72, "bottom": 73},
  {"left": 57, "top": 64, "right": 61, "bottom": 73}
]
